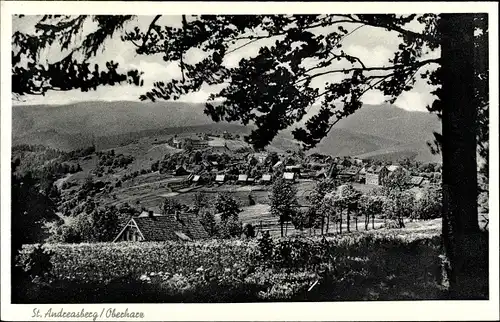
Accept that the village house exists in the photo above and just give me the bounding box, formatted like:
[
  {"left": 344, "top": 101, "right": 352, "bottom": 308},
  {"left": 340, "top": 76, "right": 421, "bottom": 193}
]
[
  {"left": 171, "top": 137, "right": 183, "bottom": 149},
  {"left": 215, "top": 174, "right": 226, "bottom": 183},
  {"left": 261, "top": 173, "right": 272, "bottom": 184},
  {"left": 190, "top": 138, "right": 209, "bottom": 150},
  {"left": 113, "top": 210, "right": 208, "bottom": 242},
  {"left": 283, "top": 172, "right": 296, "bottom": 181},
  {"left": 285, "top": 164, "right": 302, "bottom": 173},
  {"left": 337, "top": 166, "right": 361, "bottom": 182},
  {"left": 251, "top": 152, "right": 269, "bottom": 164},
  {"left": 299, "top": 170, "right": 316, "bottom": 179},
  {"left": 238, "top": 174, "right": 248, "bottom": 183},
  {"left": 365, "top": 165, "right": 389, "bottom": 186}
]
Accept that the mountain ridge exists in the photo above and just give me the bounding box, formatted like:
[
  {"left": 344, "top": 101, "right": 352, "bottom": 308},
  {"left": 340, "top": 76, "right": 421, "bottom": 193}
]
[{"left": 12, "top": 100, "right": 441, "bottom": 162}]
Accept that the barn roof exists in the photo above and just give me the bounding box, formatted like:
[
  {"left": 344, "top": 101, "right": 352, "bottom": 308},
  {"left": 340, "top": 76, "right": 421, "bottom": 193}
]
[
  {"left": 273, "top": 161, "right": 283, "bottom": 168},
  {"left": 367, "top": 165, "right": 386, "bottom": 174},
  {"left": 118, "top": 213, "right": 209, "bottom": 242}
]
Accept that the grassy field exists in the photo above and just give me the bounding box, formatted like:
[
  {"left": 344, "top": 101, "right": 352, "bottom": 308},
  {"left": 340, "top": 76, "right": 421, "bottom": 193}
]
[{"left": 16, "top": 220, "right": 455, "bottom": 303}]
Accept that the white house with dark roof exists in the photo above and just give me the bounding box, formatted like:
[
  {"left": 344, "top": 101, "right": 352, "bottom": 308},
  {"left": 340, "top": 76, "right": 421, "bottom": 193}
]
[
  {"left": 283, "top": 172, "right": 296, "bottom": 181},
  {"left": 261, "top": 174, "right": 272, "bottom": 183}
]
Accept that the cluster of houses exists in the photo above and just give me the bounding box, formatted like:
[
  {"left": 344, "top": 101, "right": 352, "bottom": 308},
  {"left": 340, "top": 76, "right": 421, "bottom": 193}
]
[
  {"left": 164, "top": 156, "right": 435, "bottom": 193},
  {"left": 161, "top": 134, "right": 439, "bottom": 192}
]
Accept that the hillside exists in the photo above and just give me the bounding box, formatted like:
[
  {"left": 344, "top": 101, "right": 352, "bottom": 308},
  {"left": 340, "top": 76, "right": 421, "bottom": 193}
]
[{"left": 12, "top": 101, "right": 441, "bottom": 162}]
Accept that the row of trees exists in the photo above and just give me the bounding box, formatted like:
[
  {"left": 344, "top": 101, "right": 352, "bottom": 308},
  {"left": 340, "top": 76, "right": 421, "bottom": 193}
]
[{"left": 270, "top": 176, "right": 441, "bottom": 237}]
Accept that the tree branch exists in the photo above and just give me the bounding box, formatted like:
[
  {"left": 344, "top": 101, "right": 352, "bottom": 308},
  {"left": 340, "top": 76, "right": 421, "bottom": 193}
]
[
  {"left": 339, "top": 14, "right": 438, "bottom": 44},
  {"left": 139, "top": 15, "right": 162, "bottom": 51},
  {"left": 226, "top": 37, "right": 262, "bottom": 55},
  {"left": 296, "top": 58, "right": 440, "bottom": 84}
]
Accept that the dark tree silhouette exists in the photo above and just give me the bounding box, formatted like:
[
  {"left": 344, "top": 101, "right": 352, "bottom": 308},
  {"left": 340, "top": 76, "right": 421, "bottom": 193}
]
[
  {"left": 270, "top": 177, "right": 298, "bottom": 237},
  {"left": 12, "top": 13, "right": 489, "bottom": 298}
]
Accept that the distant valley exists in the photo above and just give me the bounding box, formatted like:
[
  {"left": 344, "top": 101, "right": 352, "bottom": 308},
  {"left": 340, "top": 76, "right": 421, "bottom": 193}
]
[{"left": 12, "top": 100, "right": 442, "bottom": 162}]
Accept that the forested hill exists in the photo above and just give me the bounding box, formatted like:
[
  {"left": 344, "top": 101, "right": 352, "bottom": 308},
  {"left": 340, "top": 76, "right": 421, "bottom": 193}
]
[{"left": 12, "top": 101, "right": 441, "bottom": 162}]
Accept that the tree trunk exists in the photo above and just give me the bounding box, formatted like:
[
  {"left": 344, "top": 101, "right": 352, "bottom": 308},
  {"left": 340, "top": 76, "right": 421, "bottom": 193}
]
[
  {"left": 355, "top": 214, "right": 358, "bottom": 231},
  {"left": 339, "top": 208, "right": 343, "bottom": 234},
  {"left": 285, "top": 220, "right": 288, "bottom": 236},
  {"left": 326, "top": 214, "right": 330, "bottom": 234},
  {"left": 372, "top": 213, "right": 375, "bottom": 229},
  {"left": 321, "top": 215, "right": 324, "bottom": 236},
  {"left": 346, "top": 210, "right": 351, "bottom": 233},
  {"left": 280, "top": 216, "right": 284, "bottom": 237},
  {"left": 439, "top": 14, "right": 487, "bottom": 299}
]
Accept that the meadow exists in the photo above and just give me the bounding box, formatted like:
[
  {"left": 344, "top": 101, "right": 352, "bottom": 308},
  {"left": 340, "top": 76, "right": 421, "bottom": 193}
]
[{"left": 15, "top": 221, "right": 458, "bottom": 303}]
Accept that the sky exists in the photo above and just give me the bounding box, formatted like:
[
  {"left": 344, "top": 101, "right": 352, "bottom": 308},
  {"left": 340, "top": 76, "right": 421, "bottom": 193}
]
[{"left": 12, "top": 15, "right": 439, "bottom": 112}]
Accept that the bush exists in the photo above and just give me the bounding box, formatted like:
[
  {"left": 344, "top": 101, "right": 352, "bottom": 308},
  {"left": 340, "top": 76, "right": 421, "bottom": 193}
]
[
  {"left": 17, "top": 244, "right": 54, "bottom": 283},
  {"left": 243, "top": 223, "right": 256, "bottom": 238},
  {"left": 414, "top": 187, "right": 442, "bottom": 219},
  {"left": 218, "top": 217, "right": 243, "bottom": 239},
  {"left": 200, "top": 211, "right": 218, "bottom": 237}
]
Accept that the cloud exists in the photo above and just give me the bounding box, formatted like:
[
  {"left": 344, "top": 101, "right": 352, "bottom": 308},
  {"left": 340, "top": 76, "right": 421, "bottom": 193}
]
[
  {"left": 361, "top": 90, "right": 387, "bottom": 105},
  {"left": 129, "top": 60, "right": 182, "bottom": 85},
  {"left": 345, "top": 44, "right": 394, "bottom": 67},
  {"left": 394, "top": 91, "right": 435, "bottom": 112}
]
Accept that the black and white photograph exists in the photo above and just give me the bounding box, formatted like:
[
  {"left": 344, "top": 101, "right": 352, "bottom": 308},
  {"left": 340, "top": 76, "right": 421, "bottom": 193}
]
[{"left": 1, "top": 1, "right": 499, "bottom": 321}]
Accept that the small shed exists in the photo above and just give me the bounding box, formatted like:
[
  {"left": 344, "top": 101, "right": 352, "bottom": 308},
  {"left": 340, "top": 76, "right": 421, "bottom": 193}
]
[
  {"left": 283, "top": 172, "right": 296, "bottom": 181},
  {"left": 215, "top": 174, "right": 226, "bottom": 183},
  {"left": 410, "top": 176, "right": 425, "bottom": 187},
  {"left": 238, "top": 174, "right": 248, "bottom": 183}
]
